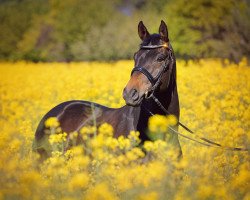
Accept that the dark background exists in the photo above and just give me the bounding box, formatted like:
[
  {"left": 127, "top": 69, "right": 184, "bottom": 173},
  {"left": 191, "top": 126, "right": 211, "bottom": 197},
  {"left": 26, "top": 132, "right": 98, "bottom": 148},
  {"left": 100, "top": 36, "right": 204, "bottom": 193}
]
[{"left": 0, "top": 0, "right": 249, "bottom": 62}]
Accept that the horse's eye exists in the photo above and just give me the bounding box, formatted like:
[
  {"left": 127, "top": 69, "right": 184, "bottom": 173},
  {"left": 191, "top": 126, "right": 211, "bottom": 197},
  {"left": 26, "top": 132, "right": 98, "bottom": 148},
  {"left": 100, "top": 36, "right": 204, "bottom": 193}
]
[{"left": 157, "top": 55, "right": 166, "bottom": 62}]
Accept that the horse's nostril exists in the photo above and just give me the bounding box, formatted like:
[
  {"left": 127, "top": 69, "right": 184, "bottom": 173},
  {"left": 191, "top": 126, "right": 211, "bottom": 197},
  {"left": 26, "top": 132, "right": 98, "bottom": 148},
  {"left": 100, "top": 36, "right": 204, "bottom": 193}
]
[{"left": 131, "top": 89, "right": 139, "bottom": 101}]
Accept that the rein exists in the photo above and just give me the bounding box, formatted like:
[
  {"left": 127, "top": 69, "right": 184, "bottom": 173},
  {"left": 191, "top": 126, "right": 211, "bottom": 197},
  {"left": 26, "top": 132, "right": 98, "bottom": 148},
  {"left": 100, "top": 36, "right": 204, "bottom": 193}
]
[
  {"left": 131, "top": 44, "right": 249, "bottom": 152},
  {"left": 149, "top": 95, "right": 249, "bottom": 152}
]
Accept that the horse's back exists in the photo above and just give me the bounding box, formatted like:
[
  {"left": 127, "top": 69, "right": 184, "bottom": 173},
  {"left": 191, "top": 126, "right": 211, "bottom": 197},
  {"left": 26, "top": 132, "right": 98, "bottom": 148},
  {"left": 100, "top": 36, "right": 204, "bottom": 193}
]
[
  {"left": 35, "top": 100, "right": 108, "bottom": 137},
  {"left": 33, "top": 100, "right": 108, "bottom": 159}
]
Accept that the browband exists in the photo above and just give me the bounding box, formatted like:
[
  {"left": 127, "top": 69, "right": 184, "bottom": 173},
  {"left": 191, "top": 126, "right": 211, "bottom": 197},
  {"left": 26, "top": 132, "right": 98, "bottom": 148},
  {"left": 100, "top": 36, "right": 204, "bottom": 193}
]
[{"left": 140, "top": 44, "right": 168, "bottom": 49}]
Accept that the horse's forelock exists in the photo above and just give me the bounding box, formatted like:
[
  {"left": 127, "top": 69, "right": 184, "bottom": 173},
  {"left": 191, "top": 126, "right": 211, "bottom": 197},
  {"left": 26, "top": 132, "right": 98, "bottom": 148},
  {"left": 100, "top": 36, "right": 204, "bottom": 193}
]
[{"left": 141, "top": 34, "right": 164, "bottom": 46}]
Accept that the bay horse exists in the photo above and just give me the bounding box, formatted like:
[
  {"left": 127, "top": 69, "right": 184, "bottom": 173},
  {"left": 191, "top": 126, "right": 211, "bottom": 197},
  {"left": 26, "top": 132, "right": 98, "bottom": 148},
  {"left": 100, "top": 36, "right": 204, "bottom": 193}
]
[{"left": 33, "top": 20, "right": 182, "bottom": 159}]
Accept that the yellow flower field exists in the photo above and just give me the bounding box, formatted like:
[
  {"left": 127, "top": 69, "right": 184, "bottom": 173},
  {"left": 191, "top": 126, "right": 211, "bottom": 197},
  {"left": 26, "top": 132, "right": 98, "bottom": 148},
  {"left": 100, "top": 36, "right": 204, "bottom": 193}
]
[{"left": 0, "top": 60, "right": 249, "bottom": 200}]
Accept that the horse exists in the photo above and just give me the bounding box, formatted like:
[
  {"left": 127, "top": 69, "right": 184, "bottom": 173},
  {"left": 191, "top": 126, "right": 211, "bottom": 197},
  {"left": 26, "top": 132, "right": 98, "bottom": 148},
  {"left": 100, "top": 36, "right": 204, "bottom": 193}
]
[{"left": 33, "top": 20, "right": 182, "bottom": 160}]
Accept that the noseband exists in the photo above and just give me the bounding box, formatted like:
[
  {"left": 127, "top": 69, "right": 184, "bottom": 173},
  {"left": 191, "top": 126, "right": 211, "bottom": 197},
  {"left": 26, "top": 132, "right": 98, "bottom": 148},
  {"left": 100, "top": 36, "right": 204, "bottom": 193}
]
[{"left": 131, "top": 44, "right": 174, "bottom": 98}]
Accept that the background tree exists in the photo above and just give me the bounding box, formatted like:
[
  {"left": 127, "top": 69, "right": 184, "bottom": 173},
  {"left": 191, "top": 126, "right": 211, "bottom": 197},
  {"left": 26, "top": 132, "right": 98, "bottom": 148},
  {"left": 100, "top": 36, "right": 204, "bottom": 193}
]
[
  {"left": 16, "top": 0, "right": 116, "bottom": 61},
  {"left": 162, "top": 0, "right": 250, "bottom": 62},
  {"left": 0, "top": 0, "right": 249, "bottom": 62},
  {"left": 0, "top": 0, "right": 47, "bottom": 60}
]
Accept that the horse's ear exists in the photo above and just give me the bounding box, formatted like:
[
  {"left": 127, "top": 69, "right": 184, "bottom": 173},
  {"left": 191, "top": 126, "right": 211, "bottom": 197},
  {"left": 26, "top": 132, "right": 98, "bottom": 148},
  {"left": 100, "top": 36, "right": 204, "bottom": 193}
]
[
  {"left": 138, "top": 21, "right": 150, "bottom": 41},
  {"left": 159, "top": 20, "right": 169, "bottom": 42}
]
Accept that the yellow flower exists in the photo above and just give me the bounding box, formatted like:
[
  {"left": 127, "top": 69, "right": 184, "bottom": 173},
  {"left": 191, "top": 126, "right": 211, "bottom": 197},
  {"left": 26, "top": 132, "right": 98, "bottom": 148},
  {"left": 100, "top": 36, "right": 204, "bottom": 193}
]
[
  {"left": 51, "top": 150, "right": 63, "bottom": 157},
  {"left": 91, "top": 134, "right": 105, "bottom": 148},
  {"left": 69, "top": 131, "right": 78, "bottom": 140},
  {"left": 80, "top": 126, "right": 97, "bottom": 140},
  {"left": 49, "top": 132, "right": 67, "bottom": 144},
  {"left": 136, "top": 191, "right": 159, "bottom": 200},
  {"left": 68, "top": 173, "right": 89, "bottom": 191},
  {"left": 131, "top": 147, "right": 145, "bottom": 158},
  {"left": 167, "top": 115, "right": 177, "bottom": 126},
  {"left": 143, "top": 141, "right": 154, "bottom": 152},
  {"left": 196, "top": 185, "right": 213, "bottom": 199},
  {"left": 1, "top": 60, "right": 250, "bottom": 199},
  {"left": 118, "top": 135, "right": 131, "bottom": 150},
  {"left": 98, "top": 123, "right": 114, "bottom": 137},
  {"left": 104, "top": 137, "right": 119, "bottom": 150},
  {"left": 71, "top": 146, "right": 84, "bottom": 156},
  {"left": 128, "top": 130, "right": 141, "bottom": 146},
  {"left": 45, "top": 117, "right": 60, "bottom": 128},
  {"left": 85, "top": 182, "right": 118, "bottom": 200},
  {"left": 148, "top": 114, "right": 168, "bottom": 133}
]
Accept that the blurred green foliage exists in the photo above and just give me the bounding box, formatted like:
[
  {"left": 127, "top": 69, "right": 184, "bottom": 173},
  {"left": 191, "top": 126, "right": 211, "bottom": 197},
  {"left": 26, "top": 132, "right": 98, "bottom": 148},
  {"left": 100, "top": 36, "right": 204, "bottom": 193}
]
[{"left": 0, "top": 0, "right": 249, "bottom": 62}]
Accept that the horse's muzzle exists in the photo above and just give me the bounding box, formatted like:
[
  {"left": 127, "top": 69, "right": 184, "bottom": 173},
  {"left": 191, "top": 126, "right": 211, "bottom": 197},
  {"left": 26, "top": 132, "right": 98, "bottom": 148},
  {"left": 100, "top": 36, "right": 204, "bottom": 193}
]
[{"left": 123, "top": 88, "right": 142, "bottom": 106}]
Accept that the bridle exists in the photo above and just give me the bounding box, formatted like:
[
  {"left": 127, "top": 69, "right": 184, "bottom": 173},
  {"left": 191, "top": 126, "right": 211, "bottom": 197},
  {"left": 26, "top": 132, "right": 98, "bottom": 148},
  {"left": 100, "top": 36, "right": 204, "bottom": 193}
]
[
  {"left": 131, "top": 44, "right": 174, "bottom": 98},
  {"left": 130, "top": 43, "right": 249, "bottom": 152}
]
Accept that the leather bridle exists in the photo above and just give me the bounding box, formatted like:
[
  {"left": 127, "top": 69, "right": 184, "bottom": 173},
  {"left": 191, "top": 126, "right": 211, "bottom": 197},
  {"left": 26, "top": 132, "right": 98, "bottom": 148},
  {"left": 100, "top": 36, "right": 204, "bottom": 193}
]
[{"left": 131, "top": 44, "right": 174, "bottom": 98}]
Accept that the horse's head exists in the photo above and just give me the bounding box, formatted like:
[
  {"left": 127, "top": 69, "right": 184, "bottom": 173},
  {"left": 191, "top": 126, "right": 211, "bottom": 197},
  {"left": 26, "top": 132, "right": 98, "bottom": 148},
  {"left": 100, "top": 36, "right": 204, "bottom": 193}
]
[{"left": 123, "top": 20, "right": 175, "bottom": 106}]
